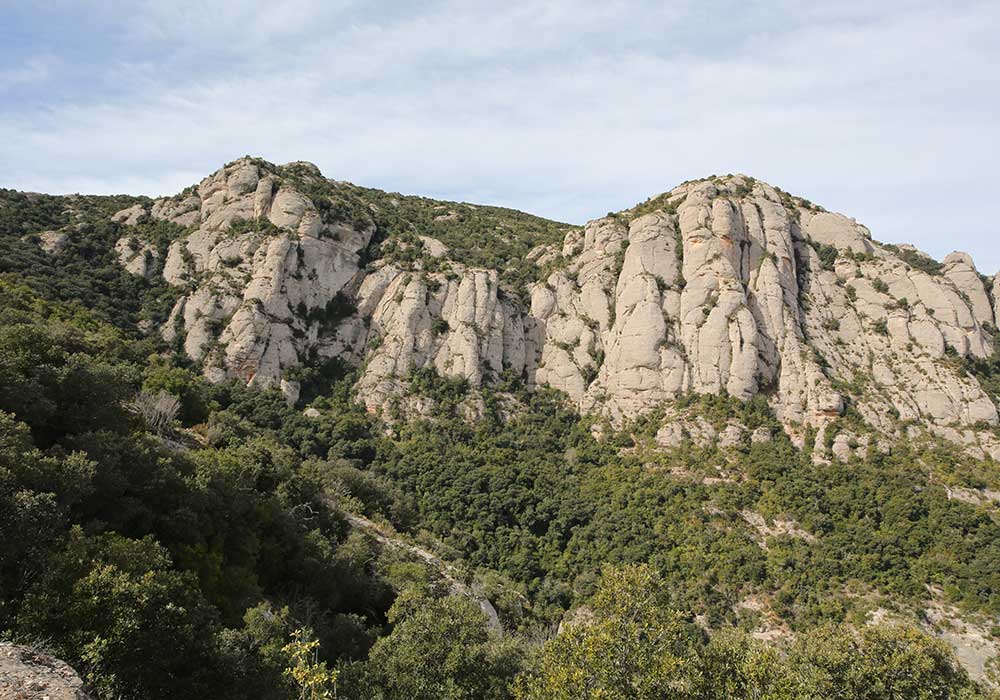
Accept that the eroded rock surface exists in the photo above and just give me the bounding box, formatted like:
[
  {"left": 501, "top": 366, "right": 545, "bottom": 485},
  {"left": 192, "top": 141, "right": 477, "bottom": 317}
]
[
  {"left": 115, "top": 235, "right": 159, "bottom": 277},
  {"left": 0, "top": 643, "right": 91, "bottom": 700},
  {"left": 117, "top": 158, "right": 373, "bottom": 403},
  {"left": 993, "top": 273, "right": 1000, "bottom": 327},
  {"left": 113, "top": 164, "right": 1000, "bottom": 454}
]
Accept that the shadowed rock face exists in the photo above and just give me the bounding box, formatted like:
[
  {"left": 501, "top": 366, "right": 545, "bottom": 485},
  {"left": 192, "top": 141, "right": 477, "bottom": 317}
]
[{"left": 114, "top": 160, "right": 1000, "bottom": 456}]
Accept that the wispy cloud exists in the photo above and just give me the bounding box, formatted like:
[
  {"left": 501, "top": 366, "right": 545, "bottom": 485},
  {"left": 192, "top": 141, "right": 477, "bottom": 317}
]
[{"left": 1, "top": 0, "right": 998, "bottom": 271}]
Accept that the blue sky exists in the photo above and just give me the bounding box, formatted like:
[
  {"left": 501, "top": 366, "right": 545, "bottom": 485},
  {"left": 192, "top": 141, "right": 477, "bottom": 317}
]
[{"left": 2, "top": 0, "right": 998, "bottom": 273}]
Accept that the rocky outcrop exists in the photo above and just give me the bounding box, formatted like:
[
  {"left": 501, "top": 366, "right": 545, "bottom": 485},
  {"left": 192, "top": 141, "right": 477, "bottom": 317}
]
[
  {"left": 526, "top": 216, "right": 624, "bottom": 403},
  {"left": 352, "top": 264, "right": 525, "bottom": 414},
  {"left": 993, "top": 273, "right": 1000, "bottom": 328},
  {"left": 942, "top": 252, "right": 993, "bottom": 326},
  {"left": 36, "top": 229, "right": 70, "bottom": 253},
  {"left": 575, "top": 179, "right": 845, "bottom": 430},
  {"left": 802, "top": 246, "right": 995, "bottom": 431},
  {"left": 0, "top": 643, "right": 92, "bottom": 700},
  {"left": 111, "top": 203, "right": 145, "bottom": 226},
  {"left": 116, "top": 158, "right": 373, "bottom": 402},
  {"left": 115, "top": 235, "right": 159, "bottom": 277},
  {"left": 113, "top": 162, "right": 999, "bottom": 454}
]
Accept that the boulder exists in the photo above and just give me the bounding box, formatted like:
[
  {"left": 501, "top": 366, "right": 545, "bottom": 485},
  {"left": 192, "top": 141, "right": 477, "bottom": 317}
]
[{"left": 36, "top": 229, "right": 69, "bottom": 253}]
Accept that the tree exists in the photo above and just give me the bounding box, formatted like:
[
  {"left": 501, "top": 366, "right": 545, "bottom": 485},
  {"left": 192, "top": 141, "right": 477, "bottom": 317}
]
[
  {"left": 788, "top": 623, "right": 982, "bottom": 700},
  {"left": 142, "top": 363, "right": 212, "bottom": 426},
  {"left": 15, "top": 529, "right": 225, "bottom": 700},
  {"left": 350, "top": 589, "right": 522, "bottom": 700},
  {"left": 128, "top": 389, "right": 180, "bottom": 435},
  {"left": 689, "top": 631, "right": 794, "bottom": 700},
  {"left": 515, "top": 564, "right": 688, "bottom": 700}
]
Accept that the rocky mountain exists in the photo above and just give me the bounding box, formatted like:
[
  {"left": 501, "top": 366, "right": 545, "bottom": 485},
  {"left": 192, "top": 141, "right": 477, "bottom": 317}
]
[
  {"left": 6, "top": 157, "right": 1000, "bottom": 697},
  {"left": 100, "top": 157, "right": 999, "bottom": 462}
]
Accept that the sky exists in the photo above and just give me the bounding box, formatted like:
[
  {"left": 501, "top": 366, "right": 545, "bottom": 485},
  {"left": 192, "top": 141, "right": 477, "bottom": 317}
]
[{"left": 1, "top": 0, "right": 998, "bottom": 273}]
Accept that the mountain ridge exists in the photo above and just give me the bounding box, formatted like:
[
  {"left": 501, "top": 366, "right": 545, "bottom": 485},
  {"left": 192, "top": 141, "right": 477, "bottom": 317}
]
[{"left": 85, "top": 156, "right": 1000, "bottom": 464}]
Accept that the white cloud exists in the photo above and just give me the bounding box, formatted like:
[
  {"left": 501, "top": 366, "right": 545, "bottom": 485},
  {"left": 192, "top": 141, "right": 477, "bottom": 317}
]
[
  {"left": 2, "top": 0, "right": 998, "bottom": 271},
  {"left": 0, "top": 55, "right": 57, "bottom": 90}
]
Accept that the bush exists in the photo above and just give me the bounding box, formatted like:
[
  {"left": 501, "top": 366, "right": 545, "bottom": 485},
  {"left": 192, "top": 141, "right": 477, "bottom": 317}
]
[{"left": 128, "top": 389, "right": 180, "bottom": 435}]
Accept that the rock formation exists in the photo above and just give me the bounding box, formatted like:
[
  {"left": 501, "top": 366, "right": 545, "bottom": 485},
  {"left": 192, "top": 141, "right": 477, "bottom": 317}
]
[
  {"left": 124, "top": 159, "right": 375, "bottom": 404},
  {"left": 36, "top": 229, "right": 70, "bottom": 253},
  {"left": 112, "top": 160, "right": 1000, "bottom": 457},
  {"left": 114, "top": 234, "right": 159, "bottom": 277},
  {"left": 993, "top": 273, "right": 1000, "bottom": 327},
  {"left": 0, "top": 643, "right": 92, "bottom": 700}
]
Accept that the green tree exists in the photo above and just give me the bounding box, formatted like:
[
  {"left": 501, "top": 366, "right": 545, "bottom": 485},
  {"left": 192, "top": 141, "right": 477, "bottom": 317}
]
[
  {"left": 689, "top": 631, "right": 794, "bottom": 700},
  {"left": 788, "top": 623, "right": 983, "bottom": 700},
  {"left": 142, "top": 362, "right": 212, "bottom": 426},
  {"left": 15, "top": 528, "right": 224, "bottom": 700},
  {"left": 515, "top": 564, "right": 688, "bottom": 700},
  {"left": 351, "top": 589, "right": 522, "bottom": 700}
]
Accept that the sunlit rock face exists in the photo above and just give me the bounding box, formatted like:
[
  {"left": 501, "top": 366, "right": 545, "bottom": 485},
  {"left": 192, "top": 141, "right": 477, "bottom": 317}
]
[{"left": 115, "top": 163, "right": 999, "bottom": 455}]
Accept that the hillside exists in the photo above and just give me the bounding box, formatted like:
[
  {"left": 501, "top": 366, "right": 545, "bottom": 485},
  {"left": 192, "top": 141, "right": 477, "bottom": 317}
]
[{"left": 2, "top": 157, "right": 1000, "bottom": 698}]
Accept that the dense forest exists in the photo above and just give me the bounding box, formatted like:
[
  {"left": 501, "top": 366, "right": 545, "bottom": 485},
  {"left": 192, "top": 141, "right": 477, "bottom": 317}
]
[{"left": 1, "top": 186, "right": 999, "bottom": 698}]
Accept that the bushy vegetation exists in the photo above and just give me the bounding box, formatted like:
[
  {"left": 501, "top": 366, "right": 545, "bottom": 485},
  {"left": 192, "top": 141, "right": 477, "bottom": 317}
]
[
  {"left": 965, "top": 333, "right": 1000, "bottom": 410},
  {"left": 516, "top": 564, "right": 986, "bottom": 700},
  {"left": 808, "top": 240, "right": 839, "bottom": 271},
  {"left": 0, "top": 189, "right": 182, "bottom": 331},
  {"left": 883, "top": 243, "right": 946, "bottom": 276},
  {"left": 0, "top": 278, "right": 392, "bottom": 698},
  {"left": 373, "top": 388, "right": 1000, "bottom": 630}
]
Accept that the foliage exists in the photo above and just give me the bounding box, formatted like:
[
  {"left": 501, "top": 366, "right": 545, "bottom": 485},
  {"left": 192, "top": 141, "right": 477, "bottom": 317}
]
[
  {"left": 15, "top": 528, "right": 223, "bottom": 700},
  {"left": 515, "top": 564, "right": 688, "bottom": 700},
  {"left": 883, "top": 243, "right": 945, "bottom": 276},
  {"left": 965, "top": 333, "right": 1000, "bottom": 409},
  {"left": 0, "top": 190, "right": 182, "bottom": 332},
  {"left": 345, "top": 588, "right": 523, "bottom": 700},
  {"left": 808, "top": 240, "right": 839, "bottom": 271},
  {"left": 283, "top": 628, "right": 340, "bottom": 700},
  {"left": 0, "top": 285, "right": 392, "bottom": 699},
  {"left": 376, "top": 387, "right": 1000, "bottom": 628},
  {"left": 517, "top": 565, "right": 990, "bottom": 699},
  {"left": 142, "top": 361, "right": 213, "bottom": 425}
]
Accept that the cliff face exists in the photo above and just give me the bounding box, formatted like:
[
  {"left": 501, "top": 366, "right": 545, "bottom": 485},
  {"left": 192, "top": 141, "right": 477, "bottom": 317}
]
[{"left": 111, "top": 158, "right": 1000, "bottom": 457}]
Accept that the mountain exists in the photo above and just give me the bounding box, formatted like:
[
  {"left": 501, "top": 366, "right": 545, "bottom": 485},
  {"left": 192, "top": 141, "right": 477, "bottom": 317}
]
[
  {"left": 4, "top": 157, "right": 1000, "bottom": 699},
  {"left": 108, "top": 156, "right": 999, "bottom": 461}
]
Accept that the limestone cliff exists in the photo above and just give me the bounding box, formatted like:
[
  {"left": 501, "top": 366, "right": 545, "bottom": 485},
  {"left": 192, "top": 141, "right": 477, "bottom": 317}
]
[{"left": 112, "top": 159, "right": 1000, "bottom": 458}]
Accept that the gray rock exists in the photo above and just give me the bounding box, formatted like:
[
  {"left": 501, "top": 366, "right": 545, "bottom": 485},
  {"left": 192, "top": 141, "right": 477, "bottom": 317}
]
[
  {"left": 942, "top": 252, "right": 993, "bottom": 326},
  {"left": 35, "top": 230, "right": 70, "bottom": 253},
  {"left": 111, "top": 203, "right": 146, "bottom": 226},
  {"left": 0, "top": 643, "right": 92, "bottom": 699},
  {"left": 993, "top": 273, "right": 1000, "bottom": 328},
  {"left": 122, "top": 166, "right": 1000, "bottom": 457},
  {"left": 115, "top": 235, "right": 159, "bottom": 277}
]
